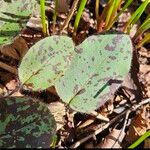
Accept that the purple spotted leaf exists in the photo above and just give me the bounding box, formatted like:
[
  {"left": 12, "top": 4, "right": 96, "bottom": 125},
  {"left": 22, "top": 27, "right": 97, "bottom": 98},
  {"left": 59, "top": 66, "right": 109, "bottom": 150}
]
[
  {"left": 18, "top": 36, "right": 74, "bottom": 91},
  {"left": 0, "top": 0, "right": 38, "bottom": 45},
  {"left": 0, "top": 97, "right": 56, "bottom": 148},
  {"left": 55, "top": 34, "right": 133, "bottom": 113}
]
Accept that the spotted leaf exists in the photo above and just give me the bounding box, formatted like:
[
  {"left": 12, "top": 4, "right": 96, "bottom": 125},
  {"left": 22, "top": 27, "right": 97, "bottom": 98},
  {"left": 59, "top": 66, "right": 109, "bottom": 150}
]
[
  {"left": 0, "top": 97, "right": 56, "bottom": 148},
  {"left": 55, "top": 34, "right": 133, "bottom": 113},
  {"left": 0, "top": 0, "right": 38, "bottom": 45},
  {"left": 18, "top": 35, "right": 75, "bottom": 91}
]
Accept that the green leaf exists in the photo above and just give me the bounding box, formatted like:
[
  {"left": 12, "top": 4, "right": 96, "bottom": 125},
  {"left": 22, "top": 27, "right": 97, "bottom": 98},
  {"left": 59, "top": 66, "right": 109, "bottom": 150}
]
[
  {"left": 55, "top": 34, "right": 133, "bottom": 113},
  {"left": 0, "top": 0, "right": 38, "bottom": 45},
  {"left": 18, "top": 35, "right": 75, "bottom": 91},
  {"left": 0, "top": 97, "right": 56, "bottom": 148}
]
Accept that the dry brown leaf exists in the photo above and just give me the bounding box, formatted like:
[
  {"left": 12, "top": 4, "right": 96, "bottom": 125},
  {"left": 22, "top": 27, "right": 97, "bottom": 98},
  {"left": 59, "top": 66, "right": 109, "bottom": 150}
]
[
  {"left": 144, "top": 138, "right": 150, "bottom": 148},
  {"left": 47, "top": 86, "right": 58, "bottom": 96},
  {"left": 99, "top": 100, "right": 114, "bottom": 117},
  {"left": 48, "top": 101, "right": 66, "bottom": 131},
  {"left": 97, "top": 129, "right": 126, "bottom": 148},
  {"left": 5, "top": 79, "right": 22, "bottom": 97},
  {"left": 0, "top": 37, "right": 28, "bottom": 60},
  {"left": 125, "top": 108, "right": 149, "bottom": 144}
]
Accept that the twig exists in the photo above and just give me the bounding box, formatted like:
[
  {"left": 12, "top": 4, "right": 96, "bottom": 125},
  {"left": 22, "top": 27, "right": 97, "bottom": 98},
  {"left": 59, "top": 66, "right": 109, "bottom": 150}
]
[
  {"left": 52, "top": 0, "right": 59, "bottom": 34},
  {"left": 60, "top": 0, "right": 80, "bottom": 33},
  {"left": 91, "top": 111, "right": 109, "bottom": 122},
  {"left": 111, "top": 110, "right": 131, "bottom": 148},
  {"left": 0, "top": 61, "right": 18, "bottom": 75},
  {"left": 70, "top": 98, "right": 150, "bottom": 148}
]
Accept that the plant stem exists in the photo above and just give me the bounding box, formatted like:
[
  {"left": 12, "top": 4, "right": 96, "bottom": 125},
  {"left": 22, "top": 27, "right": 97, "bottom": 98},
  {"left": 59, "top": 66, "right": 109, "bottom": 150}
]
[
  {"left": 97, "top": 0, "right": 112, "bottom": 33},
  {"left": 123, "top": 0, "right": 150, "bottom": 33},
  {"left": 53, "top": 0, "right": 59, "bottom": 34},
  {"left": 105, "top": 0, "right": 122, "bottom": 30},
  {"left": 95, "top": 0, "right": 100, "bottom": 22},
  {"left": 40, "top": 0, "right": 47, "bottom": 36},
  {"left": 73, "top": 0, "right": 87, "bottom": 37},
  {"left": 128, "top": 130, "right": 150, "bottom": 148},
  {"left": 134, "top": 15, "right": 150, "bottom": 40},
  {"left": 107, "top": 0, "right": 133, "bottom": 30},
  {"left": 60, "top": 0, "right": 80, "bottom": 33},
  {"left": 104, "top": 0, "right": 115, "bottom": 28},
  {"left": 137, "top": 33, "right": 150, "bottom": 48}
]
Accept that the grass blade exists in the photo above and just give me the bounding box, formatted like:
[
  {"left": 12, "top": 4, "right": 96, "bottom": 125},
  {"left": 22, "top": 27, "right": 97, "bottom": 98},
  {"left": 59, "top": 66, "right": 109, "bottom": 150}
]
[
  {"left": 40, "top": 0, "right": 47, "bottom": 36},
  {"left": 124, "top": 0, "right": 150, "bottom": 33},
  {"left": 60, "top": 0, "right": 80, "bottom": 33},
  {"left": 128, "top": 130, "right": 150, "bottom": 148},
  {"left": 134, "top": 15, "right": 150, "bottom": 40},
  {"left": 95, "top": 0, "right": 100, "bottom": 21},
  {"left": 104, "top": 0, "right": 115, "bottom": 28},
  {"left": 97, "top": 0, "right": 112, "bottom": 32},
  {"left": 53, "top": 0, "right": 59, "bottom": 34},
  {"left": 105, "top": 0, "right": 122, "bottom": 30},
  {"left": 73, "top": 0, "right": 87, "bottom": 36},
  {"left": 107, "top": 0, "right": 133, "bottom": 30},
  {"left": 137, "top": 33, "right": 150, "bottom": 48}
]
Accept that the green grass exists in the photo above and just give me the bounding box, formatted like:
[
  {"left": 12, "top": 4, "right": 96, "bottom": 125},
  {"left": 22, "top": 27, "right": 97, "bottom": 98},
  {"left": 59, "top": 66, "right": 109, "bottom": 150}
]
[
  {"left": 137, "top": 33, "right": 150, "bottom": 48},
  {"left": 124, "top": 0, "right": 150, "bottom": 33},
  {"left": 40, "top": 0, "right": 47, "bottom": 36},
  {"left": 106, "top": 0, "right": 133, "bottom": 30},
  {"left": 97, "top": 0, "right": 122, "bottom": 32},
  {"left": 128, "top": 130, "right": 150, "bottom": 148},
  {"left": 73, "top": 0, "right": 87, "bottom": 36},
  {"left": 134, "top": 14, "right": 150, "bottom": 40}
]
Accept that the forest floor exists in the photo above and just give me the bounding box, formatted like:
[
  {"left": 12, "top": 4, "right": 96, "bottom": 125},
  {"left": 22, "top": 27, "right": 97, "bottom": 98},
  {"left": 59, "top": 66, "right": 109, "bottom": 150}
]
[{"left": 0, "top": 0, "right": 150, "bottom": 148}]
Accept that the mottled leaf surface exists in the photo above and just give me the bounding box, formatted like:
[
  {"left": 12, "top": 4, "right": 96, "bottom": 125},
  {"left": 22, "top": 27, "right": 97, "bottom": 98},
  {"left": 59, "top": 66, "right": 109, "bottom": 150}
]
[
  {"left": 18, "top": 36, "right": 74, "bottom": 91},
  {"left": 55, "top": 34, "right": 133, "bottom": 113},
  {"left": 0, "top": 97, "right": 56, "bottom": 148},
  {"left": 0, "top": 0, "right": 38, "bottom": 45}
]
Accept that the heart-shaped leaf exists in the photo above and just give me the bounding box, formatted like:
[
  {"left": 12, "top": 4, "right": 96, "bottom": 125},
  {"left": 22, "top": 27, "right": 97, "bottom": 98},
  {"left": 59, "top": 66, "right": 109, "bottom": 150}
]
[
  {"left": 0, "top": 97, "right": 56, "bottom": 148},
  {"left": 55, "top": 34, "right": 133, "bottom": 113},
  {"left": 0, "top": 0, "right": 38, "bottom": 45},
  {"left": 18, "top": 35, "right": 75, "bottom": 91}
]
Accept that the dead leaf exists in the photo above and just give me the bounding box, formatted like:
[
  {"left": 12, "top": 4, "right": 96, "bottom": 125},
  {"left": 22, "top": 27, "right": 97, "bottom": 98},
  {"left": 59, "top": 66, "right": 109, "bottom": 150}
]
[
  {"left": 144, "top": 138, "right": 150, "bottom": 148},
  {"left": 48, "top": 101, "right": 66, "bottom": 131},
  {"left": 125, "top": 108, "right": 149, "bottom": 144},
  {"left": 5, "top": 79, "right": 22, "bottom": 97},
  {"left": 97, "top": 129, "right": 126, "bottom": 148}
]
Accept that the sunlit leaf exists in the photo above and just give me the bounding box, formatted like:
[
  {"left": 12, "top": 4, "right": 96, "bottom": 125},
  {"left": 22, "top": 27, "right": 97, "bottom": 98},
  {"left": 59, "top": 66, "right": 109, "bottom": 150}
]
[
  {"left": 18, "top": 35, "right": 75, "bottom": 91},
  {"left": 56, "top": 33, "right": 133, "bottom": 113}
]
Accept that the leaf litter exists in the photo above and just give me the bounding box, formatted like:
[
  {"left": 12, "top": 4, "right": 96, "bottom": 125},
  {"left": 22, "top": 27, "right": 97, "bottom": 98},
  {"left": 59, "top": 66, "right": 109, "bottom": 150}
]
[{"left": 0, "top": 0, "right": 150, "bottom": 148}]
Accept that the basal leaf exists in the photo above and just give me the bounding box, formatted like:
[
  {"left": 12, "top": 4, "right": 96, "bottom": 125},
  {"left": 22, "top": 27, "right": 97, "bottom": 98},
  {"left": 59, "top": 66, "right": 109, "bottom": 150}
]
[
  {"left": 0, "top": 97, "right": 56, "bottom": 148},
  {"left": 18, "top": 35, "right": 74, "bottom": 91},
  {"left": 55, "top": 34, "right": 133, "bottom": 113},
  {"left": 0, "top": 0, "right": 38, "bottom": 45}
]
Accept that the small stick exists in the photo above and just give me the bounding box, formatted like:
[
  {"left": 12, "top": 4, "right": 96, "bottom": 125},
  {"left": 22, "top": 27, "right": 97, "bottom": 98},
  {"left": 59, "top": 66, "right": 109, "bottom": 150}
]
[
  {"left": 111, "top": 110, "right": 131, "bottom": 148},
  {"left": 70, "top": 98, "right": 150, "bottom": 148},
  {"left": 0, "top": 61, "right": 17, "bottom": 75},
  {"left": 60, "top": 0, "right": 80, "bottom": 33},
  {"left": 91, "top": 111, "right": 109, "bottom": 122}
]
